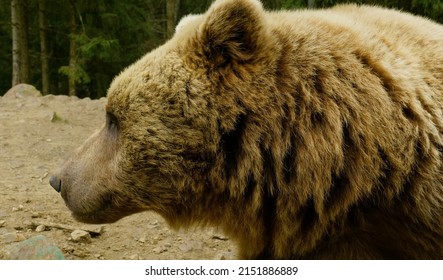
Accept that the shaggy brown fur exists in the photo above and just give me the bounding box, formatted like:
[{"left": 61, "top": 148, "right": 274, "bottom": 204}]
[{"left": 50, "top": 0, "right": 443, "bottom": 259}]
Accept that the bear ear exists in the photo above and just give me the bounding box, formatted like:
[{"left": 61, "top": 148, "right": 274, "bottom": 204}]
[{"left": 198, "top": 0, "right": 268, "bottom": 68}]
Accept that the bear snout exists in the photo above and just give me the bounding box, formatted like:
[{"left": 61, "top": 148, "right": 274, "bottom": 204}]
[{"left": 49, "top": 175, "right": 62, "bottom": 193}]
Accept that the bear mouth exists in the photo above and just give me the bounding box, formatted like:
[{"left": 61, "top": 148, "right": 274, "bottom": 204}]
[
  {"left": 71, "top": 209, "right": 122, "bottom": 224},
  {"left": 66, "top": 193, "right": 144, "bottom": 224}
]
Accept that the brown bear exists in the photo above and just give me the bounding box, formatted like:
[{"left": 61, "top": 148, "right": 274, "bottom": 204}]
[{"left": 49, "top": 0, "right": 443, "bottom": 259}]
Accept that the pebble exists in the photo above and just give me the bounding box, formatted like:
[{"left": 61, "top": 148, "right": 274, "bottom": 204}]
[
  {"left": 148, "top": 221, "right": 159, "bottom": 229},
  {"left": 153, "top": 246, "right": 168, "bottom": 254},
  {"left": 0, "top": 220, "right": 5, "bottom": 227},
  {"left": 31, "top": 212, "right": 42, "bottom": 218},
  {"left": 179, "top": 240, "right": 203, "bottom": 253},
  {"left": 93, "top": 253, "right": 102, "bottom": 259},
  {"left": 1, "top": 232, "right": 26, "bottom": 243},
  {"left": 128, "top": 254, "right": 139, "bottom": 260},
  {"left": 71, "top": 229, "right": 91, "bottom": 243},
  {"left": 80, "top": 225, "right": 104, "bottom": 235},
  {"left": 12, "top": 205, "right": 24, "bottom": 212},
  {"left": 35, "top": 225, "right": 46, "bottom": 232},
  {"left": 138, "top": 237, "right": 146, "bottom": 243}
]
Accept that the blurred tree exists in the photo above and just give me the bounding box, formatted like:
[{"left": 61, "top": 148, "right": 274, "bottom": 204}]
[
  {"left": 166, "top": 0, "right": 180, "bottom": 39},
  {"left": 11, "top": 0, "right": 29, "bottom": 86},
  {"left": 38, "top": 0, "right": 49, "bottom": 95}
]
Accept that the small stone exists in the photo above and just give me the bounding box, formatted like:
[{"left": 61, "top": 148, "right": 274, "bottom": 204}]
[
  {"left": 71, "top": 230, "right": 91, "bottom": 243},
  {"left": 3, "top": 84, "right": 42, "bottom": 99},
  {"left": 148, "top": 220, "right": 159, "bottom": 229},
  {"left": 0, "top": 220, "right": 5, "bottom": 227},
  {"left": 1, "top": 233, "right": 26, "bottom": 243},
  {"left": 16, "top": 233, "right": 26, "bottom": 242},
  {"left": 128, "top": 254, "right": 139, "bottom": 260},
  {"left": 2, "top": 233, "right": 20, "bottom": 243},
  {"left": 31, "top": 212, "right": 42, "bottom": 218},
  {"left": 152, "top": 246, "right": 167, "bottom": 254},
  {"left": 80, "top": 224, "right": 104, "bottom": 235},
  {"left": 12, "top": 205, "right": 24, "bottom": 212},
  {"left": 179, "top": 243, "right": 193, "bottom": 253},
  {"left": 35, "top": 225, "right": 46, "bottom": 232},
  {"left": 138, "top": 237, "right": 146, "bottom": 243}
]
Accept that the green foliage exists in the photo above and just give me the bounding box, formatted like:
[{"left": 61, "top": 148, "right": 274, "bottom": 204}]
[
  {"left": 73, "top": 34, "right": 118, "bottom": 61},
  {"left": 58, "top": 65, "right": 90, "bottom": 84}
]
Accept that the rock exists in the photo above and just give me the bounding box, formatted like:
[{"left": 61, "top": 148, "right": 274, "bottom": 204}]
[
  {"left": 35, "top": 225, "right": 46, "bottom": 232},
  {"left": 31, "top": 212, "right": 42, "bottom": 218},
  {"left": 0, "top": 220, "right": 5, "bottom": 227},
  {"left": 93, "top": 253, "right": 101, "bottom": 258},
  {"left": 148, "top": 220, "right": 159, "bottom": 229},
  {"left": 138, "top": 237, "right": 146, "bottom": 243},
  {"left": 128, "top": 254, "right": 139, "bottom": 260},
  {"left": 179, "top": 243, "right": 192, "bottom": 253},
  {"left": 179, "top": 240, "right": 203, "bottom": 253},
  {"left": 5, "top": 235, "right": 64, "bottom": 260},
  {"left": 12, "top": 205, "right": 24, "bottom": 212},
  {"left": 3, "top": 84, "right": 42, "bottom": 99},
  {"left": 1, "top": 232, "right": 26, "bottom": 243},
  {"left": 71, "top": 229, "right": 91, "bottom": 243},
  {"left": 152, "top": 246, "right": 167, "bottom": 254},
  {"left": 216, "top": 252, "right": 236, "bottom": 260},
  {"left": 80, "top": 224, "right": 104, "bottom": 235}
]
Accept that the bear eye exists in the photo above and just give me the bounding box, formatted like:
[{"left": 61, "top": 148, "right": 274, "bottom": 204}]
[{"left": 106, "top": 112, "right": 119, "bottom": 133}]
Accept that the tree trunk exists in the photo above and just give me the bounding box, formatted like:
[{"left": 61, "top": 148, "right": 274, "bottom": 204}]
[
  {"left": 39, "top": 0, "right": 50, "bottom": 95},
  {"left": 166, "top": 0, "right": 180, "bottom": 39},
  {"left": 11, "top": 0, "right": 30, "bottom": 86},
  {"left": 19, "top": 0, "right": 29, "bottom": 83},
  {"left": 68, "top": 0, "right": 77, "bottom": 96},
  {"left": 11, "top": 0, "right": 20, "bottom": 86}
]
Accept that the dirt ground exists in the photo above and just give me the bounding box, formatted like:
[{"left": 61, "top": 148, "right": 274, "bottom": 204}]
[{"left": 0, "top": 91, "right": 236, "bottom": 260}]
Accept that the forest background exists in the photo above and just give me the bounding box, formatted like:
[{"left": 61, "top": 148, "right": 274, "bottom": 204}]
[{"left": 1, "top": 0, "right": 442, "bottom": 99}]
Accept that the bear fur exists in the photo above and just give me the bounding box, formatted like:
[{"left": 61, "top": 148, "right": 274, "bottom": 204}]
[{"left": 50, "top": 0, "right": 443, "bottom": 259}]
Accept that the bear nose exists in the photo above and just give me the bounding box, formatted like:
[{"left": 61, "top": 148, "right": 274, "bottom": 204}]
[{"left": 49, "top": 175, "right": 62, "bottom": 193}]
